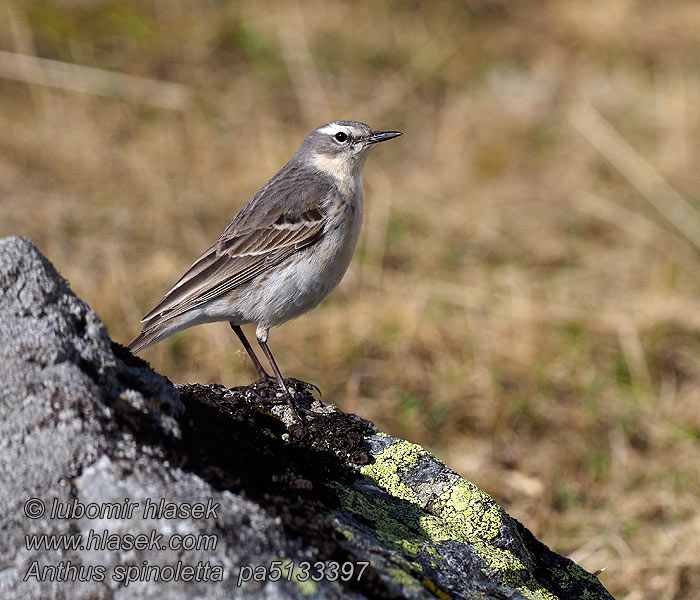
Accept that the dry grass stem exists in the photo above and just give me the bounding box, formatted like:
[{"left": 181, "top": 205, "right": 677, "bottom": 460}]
[
  {"left": 0, "top": 50, "right": 192, "bottom": 110},
  {"left": 570, "top": 100, "right": 700, "bottom": 250}
]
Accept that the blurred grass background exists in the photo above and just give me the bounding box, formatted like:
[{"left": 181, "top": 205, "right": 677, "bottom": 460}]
[{"left": 2, "top": 1, "right": 700, "bottom": 597}]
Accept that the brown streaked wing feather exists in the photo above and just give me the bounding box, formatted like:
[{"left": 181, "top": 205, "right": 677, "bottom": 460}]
[{"left": 139, "top": 208, "right": 326, "bottom": 325}]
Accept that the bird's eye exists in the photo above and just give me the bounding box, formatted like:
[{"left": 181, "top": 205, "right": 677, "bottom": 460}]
[{"left": 334, "top": 131, "right": 348, "bottom": 143}]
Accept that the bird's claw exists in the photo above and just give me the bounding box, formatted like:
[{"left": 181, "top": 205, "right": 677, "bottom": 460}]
[{"left": 284, "top": 377, "right": 321, "bottom": 396}]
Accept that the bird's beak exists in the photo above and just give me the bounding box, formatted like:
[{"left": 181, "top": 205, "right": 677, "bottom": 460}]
[{"left": 368, "top": 130, "right": 402, "bottom": 145}]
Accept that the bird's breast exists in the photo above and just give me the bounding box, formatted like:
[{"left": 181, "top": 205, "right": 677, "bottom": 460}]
[{"left": 312, "top": 189, "right": 362, "bottom": 281}]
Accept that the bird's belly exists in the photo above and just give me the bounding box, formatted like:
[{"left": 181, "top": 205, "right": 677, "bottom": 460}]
[
  {"left": 257, "top": 223, "right": 359, "bottom": 325},
  {"left": 211, "top": 209, "right": 362, "bottom": 328}
]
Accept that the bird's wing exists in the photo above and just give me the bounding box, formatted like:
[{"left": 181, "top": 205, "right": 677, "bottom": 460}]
[{"left": 139, "top": 206, "right": 327, "bottom": 325}]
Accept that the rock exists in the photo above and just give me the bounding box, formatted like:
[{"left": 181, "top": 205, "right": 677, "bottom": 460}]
[{"left": 0, "top": 236, "right": 615, "bottom": 599}]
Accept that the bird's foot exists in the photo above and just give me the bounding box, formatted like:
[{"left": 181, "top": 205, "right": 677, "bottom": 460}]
[
  {"left": 242, "top": 375, "right": 321, "bottom": 426},
  {"left": 250, "top": 375, "right": 319, "bottom": 399},
  {"left": 276, "top": 380, "right": 323, "bottom": 425},
  {"left": 226, "top": 384, "right": 266, "bottom": 402}
]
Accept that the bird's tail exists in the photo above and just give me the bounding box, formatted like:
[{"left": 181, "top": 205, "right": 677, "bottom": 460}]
[
  {"left": 128, "top": 328, "right": 160, "bottom": 354},
  {"left": 128, "top": 316, "right": 177, "bottom": 353}
]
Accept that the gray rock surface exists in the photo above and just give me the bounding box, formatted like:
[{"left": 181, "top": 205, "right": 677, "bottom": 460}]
[{"left": 0, "top": 236, "right": 615, "bottom": 599}]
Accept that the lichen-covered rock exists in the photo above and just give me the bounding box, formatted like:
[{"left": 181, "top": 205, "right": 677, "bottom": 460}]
[
  {"left": 0, "top": 236, "right": 614, "bottom": 599},
  {"left": 335, "top": 435, "right": 608, "bottom": 599}
]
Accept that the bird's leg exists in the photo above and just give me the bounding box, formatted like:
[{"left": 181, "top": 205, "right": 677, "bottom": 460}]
[
  {"left": 258, "top": 339, "right": 304, "bottom": 424},
  {"left": 230, "top": 323, "right": 271, "bottom": 381},
  {"left": 257, "top": 327, "right": 320, "bottom": 425}
]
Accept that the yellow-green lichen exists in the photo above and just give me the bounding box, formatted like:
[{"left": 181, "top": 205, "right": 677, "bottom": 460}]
[
  {"left": 410, "top": 561, "right": 424, "bottom": 573},
  {"left": 567, "top": 563, "right": 600, "bottom": 584},
  {"left": 508, "top": 573, "right": 560, "bottom": 600},
  {"left": 335, "top": 484, "right": 425, "bottom": 556},
  {"left": 552, "top": 566, "right": 572, "bottom": 589},
  {"left": 422, "top": 577, "right": 452, "bottom": 600},
  {"left": 352, "top": 442, "right": 515, "bottom": 573},
  {"left": 360, "top": 439, "right": 426, "bottom": 502},
  {"left": 417, "top": 490, "right": 504, "bottom": 549},
  {"left": 385, "top": 566, "right": 423, "bottom": 588},
  {"left": 515, "top": 583, "right": 559, "bottom": 600},
  {"left": 339, "top": 529, "right": 355, "bottom": 542},
  {"left": 337, "top": 438, "right": 602, "bottom": 599},
  {"left": 433, "top": 479, "right": 504, "bottom": 539}
]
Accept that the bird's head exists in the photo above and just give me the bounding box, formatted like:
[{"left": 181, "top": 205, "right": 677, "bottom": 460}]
[{"left": 299, "top": 120, "right": 402, "bottom": 180}]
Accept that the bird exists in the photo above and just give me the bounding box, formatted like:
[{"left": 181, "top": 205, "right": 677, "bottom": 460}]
[{"left": 128, "top": 120, "right": 402, "bottom": 422}]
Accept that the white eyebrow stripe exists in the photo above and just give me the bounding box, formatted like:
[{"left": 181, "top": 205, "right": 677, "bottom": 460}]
[{"left": 318, "top": 124, "right": 345, "bottom": 135}]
